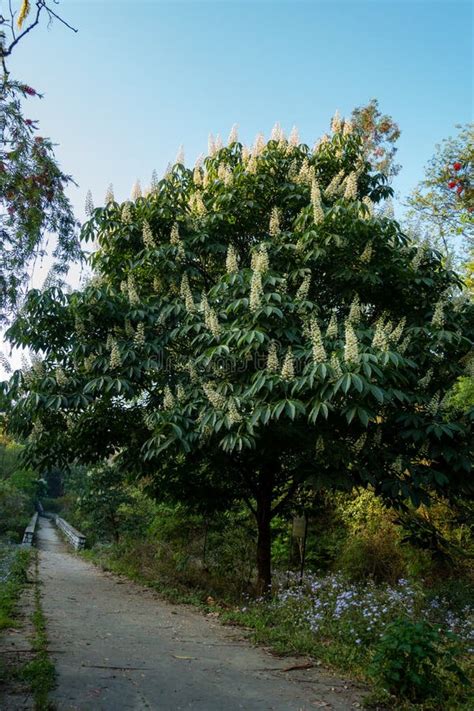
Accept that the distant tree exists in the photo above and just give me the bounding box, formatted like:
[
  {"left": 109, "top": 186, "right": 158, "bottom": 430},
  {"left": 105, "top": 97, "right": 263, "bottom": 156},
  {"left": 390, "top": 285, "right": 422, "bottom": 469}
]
[
  {"left": 3, "top": 116, "right": 473, "bottom": 594},
  {"left": 351, "top": 99, "right": 401, "bottom": 180},
  {"left": 0, "top": 1, "right": 80, "bottom": 323},
  {"left": 405, "top": 124, "right": 473, "bottom": 258}
]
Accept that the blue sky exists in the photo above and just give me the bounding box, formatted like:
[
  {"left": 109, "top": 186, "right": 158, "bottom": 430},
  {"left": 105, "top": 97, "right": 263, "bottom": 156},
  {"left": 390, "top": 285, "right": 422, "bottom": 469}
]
[
  {"left": 1, "top": 0, "right": 472, "bottom": 372},
  {"left": 10, "top": 0, "right": 472, "bottom": 219}
]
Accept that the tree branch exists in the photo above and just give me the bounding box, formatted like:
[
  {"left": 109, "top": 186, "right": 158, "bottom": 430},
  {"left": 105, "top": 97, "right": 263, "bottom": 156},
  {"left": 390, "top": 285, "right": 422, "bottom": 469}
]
[{"left": 1, "top": 1, "right": 77, "bottom": 61}]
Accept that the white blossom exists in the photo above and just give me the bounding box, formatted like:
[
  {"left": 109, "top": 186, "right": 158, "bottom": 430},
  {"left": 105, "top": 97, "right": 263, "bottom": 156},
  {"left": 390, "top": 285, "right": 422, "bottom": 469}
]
[
  {"left": 313, "top": 134, "right": 329, "bottom": 151},
  {"left": 203, "top": 383, "right": 226, "bottom": 409},
  {"left": 55, "top": 367, "right": 68, "bottom": 386},
  {"left": 342, "top": 119, "right": 353, "bottom": 136},
  {"left": 362, "top": 196, "right": 374, "bottom": 218},
  {"left": 215, "top": 134, "right": 223, "bottom": 151},
  {"left": 296, "top": 274, "right": 311, "bottom": 301},
  {"left": 208, "top": 133, "right": 216, "bottom": 156},
  {"left": 150, "top": 169, "right": 159, "bottom": 192},
  {"left": 189, "top": 191, "right": 207, "bottom": 216},
  {"left": 326, "top": 312, "right": 338, "bottom": 339},
  {"left": 180, "top": 274, "right": 195, "bottom": 312},
  {"left": 348, "top": 295, "right": 361, "bottom": 324},
  {"left": 412, "top": 241, "right": 428, "bottom": 271},
  {"left": 163, "top": 386, "right": 175, "bottom": 410},
  {"left": 372, "top": 318, "right": 388, "bottom": 350},
  {"left": 253, "top": 244, "right": 269, "bottom": 273},
  {"left": 246, "top": 155, "right": 258, "bottom": 174},
  {"left": 330, "top": 353, "right": 343, "bottom": 378},
  {"left": 281, "top": 347, "right": 295, "bottom": 380},
  {"left": 311, "top": 179, "right": 324, "bottom": 224},
  {"left": 331, "top": 109, "right": 342, "bottom": 133},
  {"left": 324, "top": 170, "right": 344, "bottom": 198},
  {"left": 134, "top": 322, "right": 146, "bottom": 347},
  {"left": 131, "top": 180, "right": 142, "bottom": 201},
  {"left": 267, "top": 342, "right": 279, "bottom": 372},
  {"left": 226, "top": 244, "right": 239, "bottom": 274},
  {"left": 208, "top": 309, "right": 221, "bottom": 338},
  {"left": 109, "top": 340, "right": 122, "bottom": 369},
  {"left": 360, "top": 242, "right": 373, "bottom": 263},
  {"left": 249, "top": 270, "right": 263, "bottom": 312},
  {"left": 390, "top": 317, "right": 406, "bottom": 343},
  {"left": 310, "top": 318, "right": 327, "bottom": 363},
  {"left": 289, "top": 125, "right": 299, "bottom": 146},
  {"left": 121, "top": 202, "right": 133, "bottom": 224},
  {"left": 399, "top": 335, "right": 411, "bottom": 354},
  {"left": 228, "top": 399, "right": 242, "bottom": 424},
  {"left": 431, "top": 301, "right": 444, "bottom": 328},
  {"left": 271, "top": 122, "right": 284, "bottom": 142},
  {"left": 269, "top": 207, "right": 281, "bottom": 236},
  {"left": 142, "top": 220, "right": 156, "bottom": 249},
  {"left": 253, "top": 132, "right": 265, "bottom": 156},
  {"left": 127, "top": 274, "right": 140, "bottom": 306},
  {"left": 343, "top": 172, "right": 358, "bottom": 200},
  {"left": 228, "top": 123, "right": 238, "bottom": 144},
  {"left": 175, "top": 145, "right": 185, "bottom": 165},
  {"left": 125, "top": 319, "right": 134, "bottom": 337},
  {"left": 85, "top": 190, "right": 94, "bottom": 216},
  {"left": 344, "top": 321, "right": 359, "bottom": 363},
  {"left": 193, "top": 166, "right": 202, "bottom": 186}
]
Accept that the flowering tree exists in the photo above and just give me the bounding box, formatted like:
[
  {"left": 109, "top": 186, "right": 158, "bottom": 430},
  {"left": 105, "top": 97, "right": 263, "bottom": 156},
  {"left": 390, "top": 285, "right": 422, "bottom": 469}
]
[
  {"left": 351, "top": 99, "right": 401, "bottom": 180},
  {"left": 406, "top": 124, "right": 473, "bottom": 257},
  {"left": 0, "top": 1, "right": 80, "bottom": 322},
  {"left": 3, "top": 117, "right": 473, "bottom": 593}
]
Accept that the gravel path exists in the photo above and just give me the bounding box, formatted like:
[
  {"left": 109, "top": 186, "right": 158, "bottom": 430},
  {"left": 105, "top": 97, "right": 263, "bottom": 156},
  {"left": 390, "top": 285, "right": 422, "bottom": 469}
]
[{"left": 37, "top": 517, "right": 365, "bottom": 710}]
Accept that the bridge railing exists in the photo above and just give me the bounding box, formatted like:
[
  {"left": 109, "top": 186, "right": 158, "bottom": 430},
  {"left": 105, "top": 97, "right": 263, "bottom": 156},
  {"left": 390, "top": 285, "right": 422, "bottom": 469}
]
[
  {"left": 54, "top": 516, "right": 86, "bottom": 551},
  {"left": 22, "top": 512, "right": 38, "bottom": 546}
]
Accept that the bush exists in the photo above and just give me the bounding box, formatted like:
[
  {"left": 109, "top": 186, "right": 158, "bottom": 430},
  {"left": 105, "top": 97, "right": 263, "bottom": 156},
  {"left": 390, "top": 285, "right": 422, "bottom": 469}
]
[
  {"left": 369, "top": 616, "right": 470, "bottom": 704},
  {"left": 338, "top": 525, "right": 406, "bottom": 583}
]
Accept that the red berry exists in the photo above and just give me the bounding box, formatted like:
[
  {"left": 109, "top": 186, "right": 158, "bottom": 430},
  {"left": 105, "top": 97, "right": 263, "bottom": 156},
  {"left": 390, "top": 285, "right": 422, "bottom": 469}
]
[
  {"left": 23, "top": 85, "right": 36, "bottom": 96},
  {"left": 448, "top": 181, "right": 456, "bottom": 189},
  {"left": 456, "top": 185, "right": 463, "bottom": 195},
  {"left": 453, "top": 162, "right": 462, "bottom": 171}
]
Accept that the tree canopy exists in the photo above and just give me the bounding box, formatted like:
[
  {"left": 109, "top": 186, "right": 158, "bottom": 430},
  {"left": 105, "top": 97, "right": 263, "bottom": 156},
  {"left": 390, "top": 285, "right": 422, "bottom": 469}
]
[
  {"left": 0, "top": 1, "right": 80, "bottom": 323},
  {"left": 2, "top": 117, "right": 473, "bottom": 591}
]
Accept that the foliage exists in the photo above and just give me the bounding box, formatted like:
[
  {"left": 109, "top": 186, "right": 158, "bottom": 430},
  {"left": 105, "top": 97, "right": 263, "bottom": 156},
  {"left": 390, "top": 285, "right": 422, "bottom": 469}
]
[
  {"left": 0, "top": 2, "right": 80, "bottom": 322},
  {"left": 0, "top": 545, "right": 30, "bottom": 630},
  {"left": 66, "top": 462, "right": 137, "bottom": 544},
  {"left": 2, "top": 114, "right": 473, "bottom": 592},
  {"left": 405, "top": 124, "right": 474, "bottom": 258},
  {"left": 0, "top": 430, "right": 39, "bottom": 541},
  {"left": 223, "top": 573, "right": 472, "bottom": 707},
  {"left": 369, "top": 617, "right": 470, "bottom": 704},
  {"left": 351, "top": 98, "right": 401, "bottom": 179}
]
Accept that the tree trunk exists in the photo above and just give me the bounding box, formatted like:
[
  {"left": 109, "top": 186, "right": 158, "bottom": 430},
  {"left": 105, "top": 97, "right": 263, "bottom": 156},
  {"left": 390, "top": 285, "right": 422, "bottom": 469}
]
[{"left": 255, "top": 467, "right": 274, "bottom": 597}]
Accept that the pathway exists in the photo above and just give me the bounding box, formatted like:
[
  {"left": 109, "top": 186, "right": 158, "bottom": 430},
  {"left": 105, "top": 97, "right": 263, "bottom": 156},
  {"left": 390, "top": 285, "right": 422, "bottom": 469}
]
[{"left": 36, "top": 517, "right": 365, "bottom": 710}]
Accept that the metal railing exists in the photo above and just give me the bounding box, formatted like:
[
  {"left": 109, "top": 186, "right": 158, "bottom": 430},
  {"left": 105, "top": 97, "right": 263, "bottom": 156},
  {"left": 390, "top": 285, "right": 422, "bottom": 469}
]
[
  {"left": 22, "top": 512, "right": 38, "bottom": 546},
  {"left": 54, "top": 516, "right": 86, "bottom": 551}
]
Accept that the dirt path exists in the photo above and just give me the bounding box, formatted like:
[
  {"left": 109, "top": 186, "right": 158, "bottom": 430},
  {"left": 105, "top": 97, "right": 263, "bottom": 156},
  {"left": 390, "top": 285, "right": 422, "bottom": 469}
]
[{"left": 36, "top": 517, "right": 365, "bottom": 710}]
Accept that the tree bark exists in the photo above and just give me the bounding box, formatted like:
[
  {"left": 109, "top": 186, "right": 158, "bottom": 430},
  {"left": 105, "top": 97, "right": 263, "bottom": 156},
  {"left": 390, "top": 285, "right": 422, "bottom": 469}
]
[{"left": 255, "top": 467, "right": 274, "bottom": 597}]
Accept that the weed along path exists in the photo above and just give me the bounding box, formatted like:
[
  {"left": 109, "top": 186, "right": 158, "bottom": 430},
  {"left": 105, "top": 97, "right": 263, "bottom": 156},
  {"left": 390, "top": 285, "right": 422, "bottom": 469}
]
[{"left": 36, "top": 517, "right": 364, "bottom": 710}]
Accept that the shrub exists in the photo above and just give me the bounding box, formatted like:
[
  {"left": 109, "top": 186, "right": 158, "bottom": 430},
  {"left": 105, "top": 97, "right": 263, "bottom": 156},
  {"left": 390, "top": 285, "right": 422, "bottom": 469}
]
[
  {"left": 369, "top": 616, "right": 470, "bottom": 704},
  {"left": 338, "top": 524, "right": 406, "bottom": 583}
]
